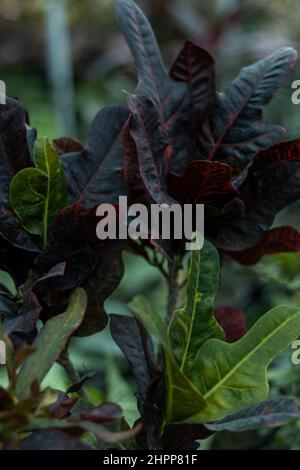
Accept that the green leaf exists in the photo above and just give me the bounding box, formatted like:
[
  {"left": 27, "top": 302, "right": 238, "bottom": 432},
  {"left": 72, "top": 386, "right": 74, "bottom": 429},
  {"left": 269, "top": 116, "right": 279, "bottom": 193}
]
[
  {"left": 16, "top": 288, "right": 87, "bottom": 399},
  {"left": 191, "top": 305, "right": 300, "bottom": 422},
  {"left": 168, "top": 242, "right": 224, "bottom": 375},
  {"left": 129, "top": 296, "right": 207, "bottom": 423},
  {"left": 0, "top": 270, "right": 17, "bottom": 297},
  {"left": 9, "top": 137, "right": 68, "bottom": 247}
]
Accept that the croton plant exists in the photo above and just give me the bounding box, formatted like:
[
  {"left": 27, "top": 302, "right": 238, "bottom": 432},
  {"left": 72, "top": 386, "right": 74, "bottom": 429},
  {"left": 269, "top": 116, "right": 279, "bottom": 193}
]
[{"left": 1, "top": 0, "right": 300, "bottom": 451}]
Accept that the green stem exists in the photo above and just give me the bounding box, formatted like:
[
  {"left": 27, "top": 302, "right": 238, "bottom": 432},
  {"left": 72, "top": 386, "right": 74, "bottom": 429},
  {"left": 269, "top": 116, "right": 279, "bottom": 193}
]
[{"left": 166, "top": 260, "right": 179, "bottom": 323}]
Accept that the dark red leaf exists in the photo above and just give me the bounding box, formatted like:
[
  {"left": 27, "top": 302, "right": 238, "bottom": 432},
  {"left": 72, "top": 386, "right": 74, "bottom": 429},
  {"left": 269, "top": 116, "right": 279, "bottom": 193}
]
[
  {"left": 116, "top": 0, "right": 193, "bottom": 174},
  {"left": 253, "top": 138, "right": 300, "bottom": 171},
  {"left": 0, "top": 99, "right": 39, "bottom": 251},
  {"left": 225, "top": 226, "right": 300, "bottom": 265},
  {"left": 198, "top": 48, "right": 297, "bottom": 167},
  {"left": 215, "top": 306, "right": 247, "bottom": 342},
  {"left": 170, "top": 40, "right": 215, "bottom": 116},
  {"left": 54, "top": 136, "right": 84, "bottom": 155},
  {"left": 167, "top": 160, "right": 239, "bottom": 206},
  {"left": 36, "top": 205, "right": 99, "bottom": 291},
  {"left": 3, "top": 291, "right": 41, "bottom": 337},
  {"left": 163, "top": 423, "right": 213, "bottom": 449},
  {"left": 128, "top": 94, "right": 175, "bottom": 206},
  {"left": 60, "top": 106, "right": 129, "bottom": 208},
  {"left": 50, "top": 394, "right": 78, "bottom": 420}
]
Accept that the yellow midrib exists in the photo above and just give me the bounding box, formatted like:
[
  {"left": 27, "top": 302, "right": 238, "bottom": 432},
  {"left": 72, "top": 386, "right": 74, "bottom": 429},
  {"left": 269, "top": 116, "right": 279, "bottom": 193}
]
[
  {"left": 203, "top": 310, "right": 298, "bottom": 400},
  {"left": 180, "top": 254, "right": 199, "bottom": 372}
]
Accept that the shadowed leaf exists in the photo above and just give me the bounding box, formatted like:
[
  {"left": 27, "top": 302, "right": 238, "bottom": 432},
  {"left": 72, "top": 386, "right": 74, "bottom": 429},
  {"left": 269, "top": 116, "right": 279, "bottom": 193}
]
[
  {"left": 0, "top": 98, "right": 39, "bottom": 251},
  {"left": 110, "top": 314, "right": 157, "bottom": 406},
  {"left": 206, "top": 397, "right": 300, "bottom": 431}
]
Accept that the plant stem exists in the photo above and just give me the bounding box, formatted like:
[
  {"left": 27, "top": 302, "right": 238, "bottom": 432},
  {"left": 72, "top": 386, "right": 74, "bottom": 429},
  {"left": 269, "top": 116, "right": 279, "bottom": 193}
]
[
  {"left": 58, "top": 349, "right": 90, "bottom": 400},
  {"left": 166, "top": 260, "right": 179, "bottom": 322},
  {"left": 59, "top": 348, "right": 80, "bottom": 385}
]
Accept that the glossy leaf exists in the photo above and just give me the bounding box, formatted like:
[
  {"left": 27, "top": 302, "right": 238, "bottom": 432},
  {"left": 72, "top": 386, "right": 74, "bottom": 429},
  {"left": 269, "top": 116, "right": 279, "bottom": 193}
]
[
  {"left": 168, "top": 242, "right": 224, "bottom": 375},
  {"left": 10, "top": 137, "right": 68, "bottom": 246},
  {"left": 253, "top": 138, "right": 300, "bottom": 171},
  {"left": 60, "top": 106, "right": 129, "bottom": 207},
  {"left": 191, "top": 305, "right": 300, "bottom": 421},
  {"left": 167, "top": 160, "right": 239, "bottom": 206},
  {"left": 16, "top": 288, "right": 87, "bottom": 399},
  {"left": 128, "top": 94, "right": 175, "bottom": 205},
  {"left": 116, "top": 0, "right": 192, "bottom": 173},
  {"left": 199, "top": 48, "right": 297, "bottom": 167},
  {"left": 206, "top": 157, "right": 300, "bottom": 252},
  {"left": 170, "top": 40, "right": 215, "bottom": 116}
]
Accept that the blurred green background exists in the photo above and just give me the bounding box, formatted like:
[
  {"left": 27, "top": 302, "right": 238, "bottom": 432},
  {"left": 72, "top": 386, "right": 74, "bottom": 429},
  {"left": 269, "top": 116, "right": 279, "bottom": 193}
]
[{"left": 1, "top": 0, "right": 300, "bottom": 450}]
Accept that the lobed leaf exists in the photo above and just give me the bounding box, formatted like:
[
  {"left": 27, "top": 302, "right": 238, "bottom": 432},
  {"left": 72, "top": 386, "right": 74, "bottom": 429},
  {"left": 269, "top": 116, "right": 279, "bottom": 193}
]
[
  {"left": 191, "top": 305, "right": 300, "bottom": 421},
  {"left": 199, "top": 48, "right": 297, "bottom": 167}
]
